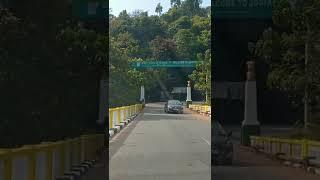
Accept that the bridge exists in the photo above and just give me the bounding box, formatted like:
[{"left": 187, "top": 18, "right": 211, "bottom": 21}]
[{"left": 2, "top": 0, "right": 320, "bottom": 180}]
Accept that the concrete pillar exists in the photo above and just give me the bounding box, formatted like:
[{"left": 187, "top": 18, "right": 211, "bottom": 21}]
[
  {"left": 140, "top": 85, "right": 145, "bottom": 104},
  {"left": 186, "top": 81, "right": 192, "bottom": 107},
  {"left": 241, "top": 61, "right": 260, "bottom": 146},
  {"left": 98, "top": 79, "right": 108, "bottom": 125}
]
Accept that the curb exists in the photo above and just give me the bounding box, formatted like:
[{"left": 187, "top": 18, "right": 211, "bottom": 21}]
[
  {"left": 115, "top": 125, "right": 121, "bottom": 132},
  {"left": 55, "top": 160, "right": 97, "bottom": 180},
  {"left": 109, "top": 130, "right": 115, "bottom": 137},
  {"left": 307, "top": 166, "right": 320, "bottom": 175},
  {"left": 187, "top": 108, "right": 211, "bottom": 117},
  {"left": 108, "top": 112, "right": 140, "bottom": 139},
  {"left": 249, "top": 146, "right": 320, "bottom": 176}
]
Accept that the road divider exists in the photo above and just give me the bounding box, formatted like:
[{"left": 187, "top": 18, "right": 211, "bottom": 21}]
[
  {"left": 109, "top": 104, "right": 143, "bottom": 139},
  {"left": 188, "top": 104, "right": 211, "bottom": 117},
  {"left": 0, "top": 134, "right": 104, "bottom": 180},
  {"left": 250, "top": 136, "right": 320, "bottom": 175}
]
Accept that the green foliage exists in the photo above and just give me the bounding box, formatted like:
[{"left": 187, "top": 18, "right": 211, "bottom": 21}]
[
  {"left": 168, "top": 16, "right": 192, "bottom": 35},
  {"left": 189, "top": 50, "right": 211, "bottom": 103},
  {"left": 0, "top": 7, "right": 107, "bottom": 147},
  {"left": 149, "top": 36, "right": 177, "bottom": 60},
  {"left": 170, "top": 0, "right": 182, "bottom": 7},
  {"left": 109, "top": 0, "right": 211, "bottom": 105},
  {"left": 255, "top": 0, "right": 320, "bottom": 127},
  {"left": 155, "top": 3, "right": 163, "bottom": 16},
  {"left": 174, "top": 29, "right": 199, "bottom": 59}
]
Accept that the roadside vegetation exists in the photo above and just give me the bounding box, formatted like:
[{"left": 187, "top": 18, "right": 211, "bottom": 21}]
[
  {"left": 254, "top": 0, "right": 320, "bottom": 137},
  {"left": 0, "top": 0, "right": 211, "bottom": 147},
  {"left": 0, "top": 3, "right": 107, "bottom": 147},
  {"left": 109, "top": 0, "right": 211, "bottom": 106}
]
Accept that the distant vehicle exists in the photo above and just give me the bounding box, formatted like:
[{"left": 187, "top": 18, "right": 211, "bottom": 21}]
[
  {"left": 212, "top": 120, "right": 233, "bottom": 165},
  {"left": 164, "top": 100, "right": 183, "bottom": 114}
]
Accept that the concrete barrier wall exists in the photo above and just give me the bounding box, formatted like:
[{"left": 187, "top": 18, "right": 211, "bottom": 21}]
[
  {"left": 188, "top": 104, "right": 211, "bottom": 116},
  {"left": 0, "top": 159, "right": 4, "bottom": 180},
  {"left": 251, "top": 136, "right": 320, "bottom": 166},
  {"left": 109, "top": 104, "right": 143, "bottom": 131},
  {"left": 0, "top": 134, "right": 104, "bottom": 180}
]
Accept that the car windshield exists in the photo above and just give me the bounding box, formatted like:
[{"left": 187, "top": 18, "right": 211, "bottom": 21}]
[{"left": 168, "top": 100, "right": 181, "bottom": 105}]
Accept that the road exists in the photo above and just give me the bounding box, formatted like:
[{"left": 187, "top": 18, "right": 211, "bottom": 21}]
[{"left": 109, "top": 102, "right": 211, "bottom": 180}]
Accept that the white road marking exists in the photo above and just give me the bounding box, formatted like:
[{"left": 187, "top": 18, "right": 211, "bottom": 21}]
[{"left": 201, "top": 137, "right": 211, "bottom": 146}]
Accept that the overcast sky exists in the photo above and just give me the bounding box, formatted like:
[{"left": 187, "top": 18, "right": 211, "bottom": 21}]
[{"left": 110, "top": 0, "right": 211, "bottom": 16}]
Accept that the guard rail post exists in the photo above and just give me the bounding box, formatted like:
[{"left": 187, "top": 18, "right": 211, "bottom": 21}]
[
  {"left": 301, "top": 139, "right": 309, "bottom": 160},
  {"left": 117, "top": 107, "right": 121, "bottom": 125},
  {"left": 109, "top": 108, "right": 113, "bottom": 130}
]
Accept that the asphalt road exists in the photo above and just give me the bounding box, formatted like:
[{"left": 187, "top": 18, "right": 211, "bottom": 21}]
[{"left": 109, "top": 102, "right": 211, "bottom": 180}]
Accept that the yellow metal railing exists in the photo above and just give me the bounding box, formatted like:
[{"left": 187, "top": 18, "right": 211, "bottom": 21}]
[
  {"left": 188, "top": 104, "right": 211, "bottom": 116},
  {"left": 109, "top": 104, "right": 143, "bottom": 130},
  {"left": 0, "top": 134, "right": 104, "bottom": 180},
  {"left": 250, "top": 136, "right": 320, "bottom": 165}
]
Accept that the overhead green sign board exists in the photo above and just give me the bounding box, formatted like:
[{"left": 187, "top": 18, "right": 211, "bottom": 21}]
[
  {"left": 72, "top": 0, "right": 107, "bottom": 20},
  {"left": 213, "top": 0, "right": 272, "bottom": 19},
  {"left": 131, "top": 61, "right": 201, "bottom": 68}
]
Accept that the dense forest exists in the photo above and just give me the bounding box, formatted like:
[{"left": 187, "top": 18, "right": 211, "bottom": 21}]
[
  {"left": 254, "top": 0, "right": 320, "bottom": 136},
  {"left": 109, "top": 0, "right": 211, "bottom": 107},
  {"left": 0, "top": 1, "right": 108, "bottom": 147},
  {"left": 0, "top": 0, "right": 211, "bottom": 147}
]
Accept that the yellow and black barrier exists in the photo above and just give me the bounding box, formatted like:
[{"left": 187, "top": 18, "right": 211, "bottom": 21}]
[
  {"left": 109, "top": 104, "right": 143, "bottom": 130},
  {"left": 188, "top": 104, "right": 211, "bottom": 117},
  {"left": 0, "top": 134, "right": 104, "bottom": 180},
  {"left": 250, "top": 136, "right": 320, "bottom": 166}
]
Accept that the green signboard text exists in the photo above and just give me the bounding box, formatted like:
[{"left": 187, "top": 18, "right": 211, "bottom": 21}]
[{"left": 131, "top": 61, "right": 201, "bottom": 68}]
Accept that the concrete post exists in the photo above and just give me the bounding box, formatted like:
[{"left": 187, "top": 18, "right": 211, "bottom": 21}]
[
  {"left": 140, "top": 85, "right": 145, "bottom": 105},
  {"left": 186, "top": 81, "right": 192, "bottom": 107},
  {"left": 241, "top": 61, "right": 260, "bottom": 146}
]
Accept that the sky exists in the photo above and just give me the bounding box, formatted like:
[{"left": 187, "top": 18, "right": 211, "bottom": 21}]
[{"left": 109, "top": 0, "right": 211, "bottom": 16}]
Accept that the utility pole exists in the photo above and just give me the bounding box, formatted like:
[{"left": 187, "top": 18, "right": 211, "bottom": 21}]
[
  {"left": 289, "top": 0, "right": 312, "bottom": 129},
  {"left": 205, "top": 74, "right": 208, "bottom": 103},
  {"left": 304, "top": 22, "right": 311, "bottom": 129}
]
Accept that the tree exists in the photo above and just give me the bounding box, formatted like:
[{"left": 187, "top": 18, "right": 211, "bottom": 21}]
[
  {"left": 108, "top": 0, "right": 211, "bottom": 105},
  {"left": 189, "top": 49, "right": 211, "bottom": 103},
  {"left": 0, "top": 7, "right": 109, "bottom": 146},
  {"left": 161, "top": 6, "right": 181, "bottom": 24},
  {"left": 155, "top": 3, "right": 163, "bottom": 16},
  {"left": 170, "top": 0, "right": 181, "bottom": 7},
  {"left": 149, "top": 36, "right": 177, "bottom": 60},
  {"left": 174, "top": 29, "right": 199, "bottom": 59},
  {"left": 168, "top": 16, "right": 192, "bottom": 35},
  {"left": 180, "top": 0, "right": 203, "bottom": 16},
  {"left": 255, "top": 0, "right": 320, "bottom": 130},
  {"left": 113, "top": 32, "right": 140, "bottom": 58}
]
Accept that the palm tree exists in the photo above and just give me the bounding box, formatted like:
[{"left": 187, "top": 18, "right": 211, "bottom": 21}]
[{"left": 155, "top": 3, "right": 163, "bottom": 16}]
